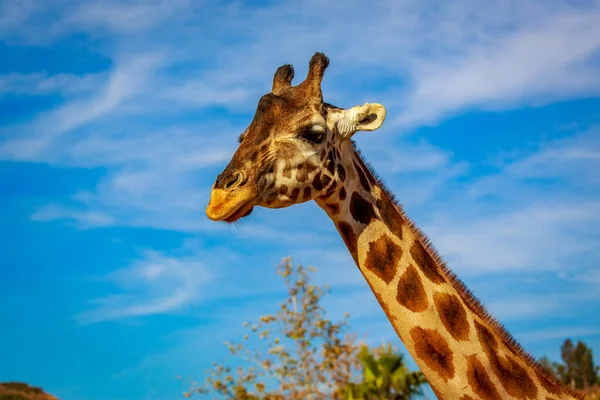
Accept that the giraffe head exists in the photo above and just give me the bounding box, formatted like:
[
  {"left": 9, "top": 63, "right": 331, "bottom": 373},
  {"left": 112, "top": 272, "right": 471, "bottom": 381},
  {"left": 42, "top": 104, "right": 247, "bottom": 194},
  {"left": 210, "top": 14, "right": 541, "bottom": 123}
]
[{"left": 206, "top": 52, "right": 387, "bottom": 222}]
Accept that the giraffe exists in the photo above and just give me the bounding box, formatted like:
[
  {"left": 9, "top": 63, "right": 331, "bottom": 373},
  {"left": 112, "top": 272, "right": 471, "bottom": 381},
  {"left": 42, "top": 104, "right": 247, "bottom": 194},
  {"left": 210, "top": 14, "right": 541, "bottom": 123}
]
[{"left": 205, "top": 52, "right": 583, "bottom": 400}]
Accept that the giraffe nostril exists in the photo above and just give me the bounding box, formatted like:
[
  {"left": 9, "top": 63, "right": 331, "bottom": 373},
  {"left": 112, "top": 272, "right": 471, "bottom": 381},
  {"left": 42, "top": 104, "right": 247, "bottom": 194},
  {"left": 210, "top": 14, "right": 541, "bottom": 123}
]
[{"left": 223, "top": 171, "right": 245, "bottom": 189}]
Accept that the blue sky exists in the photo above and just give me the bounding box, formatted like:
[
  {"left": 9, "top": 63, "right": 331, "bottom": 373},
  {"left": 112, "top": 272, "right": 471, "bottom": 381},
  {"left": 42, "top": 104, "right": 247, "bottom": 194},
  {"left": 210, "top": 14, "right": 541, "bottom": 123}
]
[{"left": 1, "top": 0, "right": 600, "bottom": 399}]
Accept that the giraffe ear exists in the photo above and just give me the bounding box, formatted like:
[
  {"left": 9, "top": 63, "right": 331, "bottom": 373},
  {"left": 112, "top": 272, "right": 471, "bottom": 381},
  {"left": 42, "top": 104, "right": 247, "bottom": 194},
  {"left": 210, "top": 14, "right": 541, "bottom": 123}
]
[{"left": 337, "top": 103, "right": 387, "bottom": 139}]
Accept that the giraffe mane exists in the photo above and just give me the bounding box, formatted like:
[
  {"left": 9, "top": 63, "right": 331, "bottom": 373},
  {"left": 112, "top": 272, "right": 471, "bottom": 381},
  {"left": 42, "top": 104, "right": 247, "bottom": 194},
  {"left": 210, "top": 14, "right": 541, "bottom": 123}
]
[{"left": 351, "top": 141, "right": 586, "bottom": 400}]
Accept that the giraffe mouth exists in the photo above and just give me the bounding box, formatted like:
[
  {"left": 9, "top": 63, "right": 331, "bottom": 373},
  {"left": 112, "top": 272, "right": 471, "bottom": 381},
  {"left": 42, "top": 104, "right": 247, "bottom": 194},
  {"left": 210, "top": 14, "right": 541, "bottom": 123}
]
[
  {"left": 224, "top": 200, "right": 255, "bottom": 223},
  {"left": 206, "top": 188, "right": 256, "bottom": 223}
]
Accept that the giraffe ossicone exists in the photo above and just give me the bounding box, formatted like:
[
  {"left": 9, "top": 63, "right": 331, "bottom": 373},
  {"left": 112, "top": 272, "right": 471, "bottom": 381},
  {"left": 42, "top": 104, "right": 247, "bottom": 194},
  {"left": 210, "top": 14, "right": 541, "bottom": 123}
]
[{"left": 206, "top": 52, "right": 583, "bottom": 400}]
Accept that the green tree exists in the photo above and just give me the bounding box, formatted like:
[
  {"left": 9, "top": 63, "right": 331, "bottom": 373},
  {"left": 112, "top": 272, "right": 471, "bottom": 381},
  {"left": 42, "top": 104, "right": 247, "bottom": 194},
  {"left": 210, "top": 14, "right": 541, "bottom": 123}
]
[
  {"left": 574, "top": 341, "right": 599, "bottom": 389},
  {"left": 539, "top": 339, "right": 600, "bottom": 394},
  {"left": 342, "top": 343, "right": 426, "bottom": 400},
  {"left": 562, "top": 339, "right": 577, "bottom": 389}
]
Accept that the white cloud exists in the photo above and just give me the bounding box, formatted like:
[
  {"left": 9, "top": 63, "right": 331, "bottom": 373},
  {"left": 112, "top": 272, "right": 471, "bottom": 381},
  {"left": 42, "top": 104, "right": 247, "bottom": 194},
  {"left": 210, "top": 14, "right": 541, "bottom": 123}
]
[
  {"left": 64, "top": 0, "right": 192, "bottom": 34},
  {"left": 64, "top": 126, "right": 237, "bottom": 169},
  {"left": 0, "top": 51, "right": 167, "bottom": 161},
  {"left": 162, "top": 80, "right": 250, "bottom": 108},
  {"left": 0, "top": 72, "right": 102, "bottom": 96},
  {"left": 0, "top": 0, "right": 39, "bottom": 33},
  {"left": 31, "top": 204, "right": 116, "bottom": 227},
  {"left": 76, "top": 249, "right": 211, "bottom": 325},
  {"left": 2, "top": 0, "right": 599, "bottom": 276},
  {"left": 504, "top": 130, "right": 600, "bottom": 182},
  {"left": 418, "top": 127, "right": 600, "bottom": 275},
  {"left": 469, "top": 127, "right": 600, "bottom": 199},
  {"left": 427, "top": 201, "right": 600, "bottom": 274},
  {"left": 394, "top": 10, "right": 600, "bottom": 127}
]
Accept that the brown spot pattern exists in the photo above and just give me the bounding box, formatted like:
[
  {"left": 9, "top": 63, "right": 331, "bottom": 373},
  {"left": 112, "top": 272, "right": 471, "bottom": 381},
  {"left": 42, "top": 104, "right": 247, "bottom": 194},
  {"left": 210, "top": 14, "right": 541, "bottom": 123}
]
[
  {"left": 409, "top": 241, "right": 445, "bottom": 284},
  {"left": 266, "top": 192, "right": 278, "bottom": 206},
  {"left": 350, "top": 192, "right": 375, "bottom": 225},
  {"left": 339, "top": 186, "right": 347, "bottom": 201},
  {"left": 321, "top": 173, "right": 332, "bottom": 189},
  {"left": 303, "top": 187, "right": 312, "bottom": 201},
  {"left": 376, "top": 194, "right": 404, "bottom": 239},
  {"left": 459, "top": 396, "right": 475, "bottom": 400},
  {"left": 475, "top": 321, "right": 496, "bottom": 350},
  {"left": 434, "top": 292, "right": 470, "bottom": 341},
  {"left": 353, "top": 161, "right": 371, "bottom": 192},
  {"left": 474, "top": 321, "right": 538, "bottom": 399},
  {"left": 322, "top": 180, "right": 338, "bottom": 200},
  {"left": 312, "top": 172, "right": 332, "bottom": 192},
  {"left": 278, "top": 185, "right": 288, "bottom": 195},
  {"left": 467, "top": 355, "right": 501, "bottom": 400},
  {"left": 337, "top": 222, "right": 357, "bottom": 259},
  {"left": 337, "top": 163, "right": 346, "bottom": 182},
  {"left": 306, "top": 161, "right": 318, "bottom": 174},
  {"left": 297, "top": 162, "right": 318, "bottom": 183},
  {"left": 363, "top": 234, "right": 401, "bottom": 284},
  {"left": 327, "top": 151, "right": 336, "bottom": 174},
  {"left": 312, "top": 172, "right": 324, "bottom": 191},
  {"left": 411, "top": 327, "right": 455, "bottom": 382},
  {"left": 289, "top": 188, "right": 300, "bottom": 202},
  {"left": 355, "top": 156, "right": 377, "bottom": 185},
  {"left": 396, "top": 265, "right": 428, "bottom": 312}
]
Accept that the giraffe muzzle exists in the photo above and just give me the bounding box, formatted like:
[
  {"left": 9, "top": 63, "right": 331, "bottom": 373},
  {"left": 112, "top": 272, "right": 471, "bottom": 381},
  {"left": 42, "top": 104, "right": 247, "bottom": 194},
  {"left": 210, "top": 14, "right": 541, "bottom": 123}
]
[{"left": 206, "top": 186, "right": 256, "bottom": 223}]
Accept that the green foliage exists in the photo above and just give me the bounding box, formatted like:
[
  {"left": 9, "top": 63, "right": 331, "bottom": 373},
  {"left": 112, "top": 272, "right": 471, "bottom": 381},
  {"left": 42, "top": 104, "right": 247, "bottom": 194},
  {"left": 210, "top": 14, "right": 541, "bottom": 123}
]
[
  {"left": 184, "top": 257, "right": 425, "bottom": 400},
  {"left": 341, "top": 343, "right": 426, "bottom": 400},
  {"left": 539, "top": 338, "right": 600, "bottom": 398}
]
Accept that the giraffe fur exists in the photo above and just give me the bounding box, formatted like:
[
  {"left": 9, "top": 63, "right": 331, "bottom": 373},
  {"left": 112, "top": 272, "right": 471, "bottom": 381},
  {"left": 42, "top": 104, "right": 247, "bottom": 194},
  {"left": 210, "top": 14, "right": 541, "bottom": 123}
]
[{"left": 206, "top": 52, "right": 584, "bottom": 400}]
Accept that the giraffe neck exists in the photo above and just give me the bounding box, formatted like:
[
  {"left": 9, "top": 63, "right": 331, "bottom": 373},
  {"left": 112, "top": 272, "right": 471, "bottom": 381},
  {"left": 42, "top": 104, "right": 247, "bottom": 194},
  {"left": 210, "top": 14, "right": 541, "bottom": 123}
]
[{"left": 314, "top": 141, "right": 579, "bottom": 400}]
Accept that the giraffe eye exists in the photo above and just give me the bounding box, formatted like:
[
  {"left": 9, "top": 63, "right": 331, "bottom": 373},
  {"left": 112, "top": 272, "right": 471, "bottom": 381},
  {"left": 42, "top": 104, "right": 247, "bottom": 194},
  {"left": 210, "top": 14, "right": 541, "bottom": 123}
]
[{"left": 299, "top": 128, "right": 325, "bottom": 144}]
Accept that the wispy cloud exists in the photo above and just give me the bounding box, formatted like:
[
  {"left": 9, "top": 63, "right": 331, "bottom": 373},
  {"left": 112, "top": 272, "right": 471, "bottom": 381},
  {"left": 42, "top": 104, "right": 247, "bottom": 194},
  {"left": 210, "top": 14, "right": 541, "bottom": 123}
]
[
  {"left": 0, "top": 72, "right": 102, "bottom": 96},
  {"left": 469, "top": 127, "right": 600, "bottom": 199},
  {"left": 0, "top": 0, "right": 40, "bottom": 34},
  {"left": 394, "top": 10, "right": 600, "bottom": 127},
  {"left": 162, "top": 80, "right": 250, "bottom": 109},
  {"left": 420, "top": 127, "right": 600, "bottom": 275},
  {"left": 63, "top": 0, "right": 192, "bottom": 34},
  {"left": 0, "top": 51, "right": 167, "bottom": 161},
  {"left": 76, "top": 250, "right": 211, "bottom": 325},
  {"left": 428, "top": 200, "right": 600, "bottom": 274},
  {"left": 31, "top": 204, "right": 116, "bottom": 228},
  {"left": 1, "top": 0, "right": 598, "bottom": 235}
]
